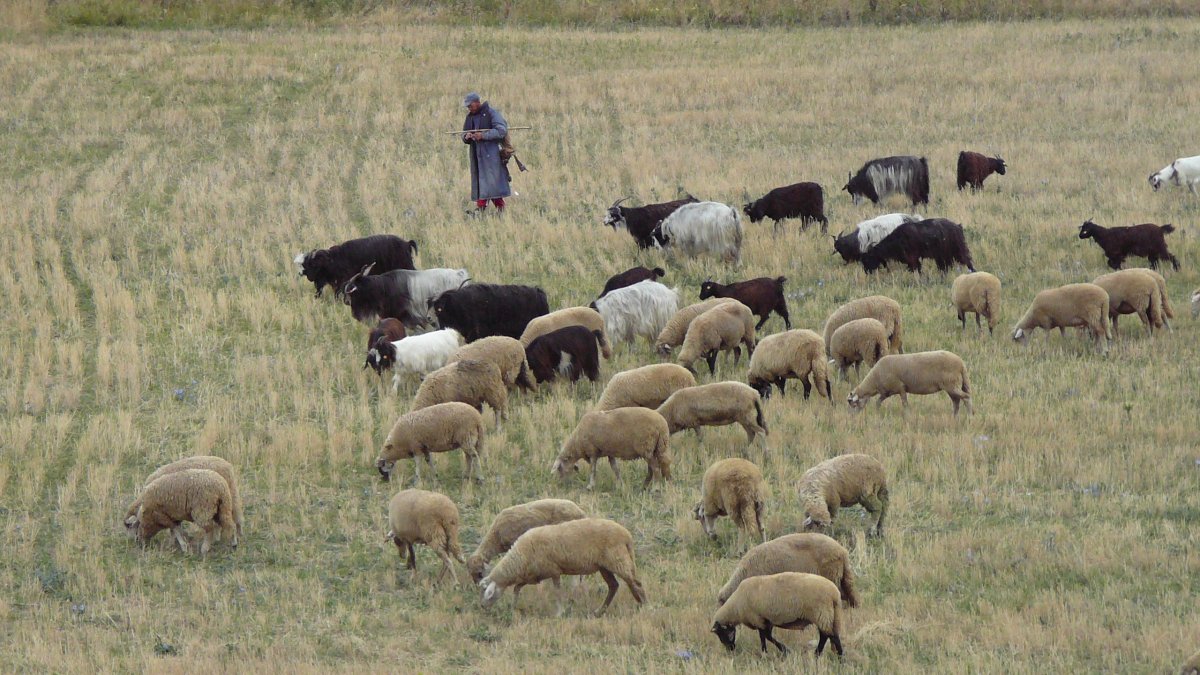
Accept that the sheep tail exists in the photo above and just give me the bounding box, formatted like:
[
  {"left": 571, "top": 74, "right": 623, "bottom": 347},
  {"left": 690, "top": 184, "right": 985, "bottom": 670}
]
[
  {"left": 839, "top": 558, "right": 860, "bottom": 608},
  {"left": 960, "top": 365, "right": 971, "bottom": 396},
  {"left": 754, "top": 397, "right": 768, "bottom": 435},
  {"left": 217, "top": 491, "right": 236, "bottom": 544},
  {"left": 1147, "top": 291, "right": 1161, "bottom": 329},
  {"left": 446, "top": 524, "right": 465, "bottom": 563},
  {"left": 873, "top": 341, "right": 884, "bottom": 363},
  {"left": 655, "top": 432, "right": 672, "bottom": 481}
]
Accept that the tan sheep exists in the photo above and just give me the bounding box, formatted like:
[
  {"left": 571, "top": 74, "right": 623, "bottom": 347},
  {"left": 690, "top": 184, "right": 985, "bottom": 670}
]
[
  {"left": 467, "top": 498, "right": 588, "bottom": 583},
  {"left": 448, "top": 336, "right": 536, "bottom": 391},
  {"left": 595, "top": 363, "right": 696, "bottom": 411},
  {"left": 711, "top": 572, "right": 844, "bottom": 657},
  {"left": 1012, "top": 282, "right": 1112, "bottom": 354},
  {"left": 1181, "top": 649, "right": 1200, "bottom": 675},
  {"left": 694, "top": 458, "right": 768, "bottom": 551},
  {"left": 654, "top": 298, "right": 737, "bottom": 357},
  {"left": 124, "top": 455, "right": 243, "bottom": 540},
  {"left": 797, "top": 453, "right": 888, "bottom": 538},
  {"left": 676, "top": 302, "right": 757, "bottom": 375},
  {"left": 552, "top": 407, "right": 672, "bottom": 490},
  {"left": 656, "top": 381, "right": 769, "bottom": 451},
  {"left": 951, "top": 271, "right": 1001, "bottom": 334},
  {"left": 747, "top": 329, "right": 831, "bottom": 401},
  {"left": 1092, "top": 269, "right": 1165, "bottom": 336},
  {"left": 411, "top": 359, "right": 508, "bottom": 428},
  {"left": 386, "top": 489, "right": 464, "bottom": 584},
  {"left": 479, "top": 518, "right": 647, "bottom": 616},
  {"left": 829, "top": 318, "right": 889, "bottom": 382},
  {"left": 716, "top": 533, "right": 858, "bottom": 608},
  {"left": 821, "top": 295, "right": 903, "bottom": 356},
  {"left": 130, "top": 468, "right": 237, "bottom": 556},
  {"left": 519, "top": 306, "right": 613, "bottom": 360},
  {"left": 1143, "top": 268, "right": 1174, "bottom": 329},
  {"left": 848, "top": 350, "right": 973, "bottom": 416},
  {"left": 375, "top": 402, "right": 486, "bottom": 483}
]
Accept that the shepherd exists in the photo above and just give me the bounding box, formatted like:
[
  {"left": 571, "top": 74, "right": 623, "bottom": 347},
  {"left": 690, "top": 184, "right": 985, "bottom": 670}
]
[{"left": 461, "top": 92, "right": 511, "bottom": 213}]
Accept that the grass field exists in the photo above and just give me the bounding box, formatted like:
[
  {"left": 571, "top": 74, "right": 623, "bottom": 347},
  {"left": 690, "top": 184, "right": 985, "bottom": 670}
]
[{"left": 2, "top": 18, "right": 1199, "bottom": 673}]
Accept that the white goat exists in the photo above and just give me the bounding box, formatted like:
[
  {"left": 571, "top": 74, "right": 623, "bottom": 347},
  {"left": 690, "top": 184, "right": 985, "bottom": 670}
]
[
  {"left": 652, "top": 201, "right": 744, "bottom": 263},
  {"left": 1149, "top": 155, "right": 1200, "bottom": 194},
  {"left": 363, "top": 329, "right": 463, "bottom": 392},
  {"left": 590, "top": 280, "right": 679, "bottom": 345}
]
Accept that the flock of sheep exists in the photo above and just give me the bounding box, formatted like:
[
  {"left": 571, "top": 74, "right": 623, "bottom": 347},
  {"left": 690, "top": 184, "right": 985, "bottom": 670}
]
[{"left": 119, "top": 148, "right": 1200, "bottom": 663}]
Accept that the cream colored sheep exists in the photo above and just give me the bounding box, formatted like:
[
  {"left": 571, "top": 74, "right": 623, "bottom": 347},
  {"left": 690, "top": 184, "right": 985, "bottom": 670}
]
[
  {"left": 711, "top": 572, "right": 844, "bottom": 657},
  {"left": 798, "top": 454, "right": 888, "bottom": 537},
  {"left": 716, "top": 533, "right": 858, "bottom": 608},
  {"left": 1143, "top": 268, "right": 1174, "bottom": 329},
  {"left": 467, "top": 499, "right": 587, "bottom": 583},
  {"left": 676, "top": 302, "right": 756, "bottom": 375},
  {"left": 848, "top": 350, "right": 973, "bottom": 416},
  {"left": 552, "top": 407, "right": 672, "bottom": 490},
  {"left": 1012, "top": 282, "right": 1112, "bottom": 354},
  {"left": 829, "top": 318, "right": 889, "bottom": 382},
  {"left": 654, "top": 298, "right": 737, "bottom": 357},
  {"left": 1181, "top": 649, "right": 1200, "bottom": 675},
  {"left": 130, "top": 468, "right": 237, "bottom": 556},
  {"left": 519, "top": 306, "right": 613, "bottom": 360},
  {"left": 1092, "top": 269, "right": 1165, "bottom": 337},
  {"left": 411, "top": 359, "right": 508, "bottom": 428},
  {"left": 124, "top": 455, "right": 243, "bottom": 540},
  {"left": 375, "top": 402, "right": 486, "bottom": 483},
  {"left": 951, "top": 271, "right": 1001, "bottom": 334},
  {"left": 747, "top": 329, "right": 831, "bottom": 401},
  {"left": 656, "top": 381, "right": 769, "bottom": 450},
  {"left": 448, "top": 336, "right": 536, "bottom": 391},
  {"left": 821, "top": 295, "right": 903, "bottom": 356},
  {"left": 386, "top": 489, "right": 464, "bottom": 584},
  {"left": 595, "top": 363, "right": 696, "bottom": 411},
  {"left": 479, "top": 518, "right": 647, "bottom": 616},
  {"left": 694, "top": 458, "right": 768, "bottom": 551}
]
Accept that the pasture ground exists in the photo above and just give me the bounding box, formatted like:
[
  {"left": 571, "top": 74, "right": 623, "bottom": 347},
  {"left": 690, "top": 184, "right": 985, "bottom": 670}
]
[{"left": 1, "top": 19, "right": 1198, "bottom": 673}]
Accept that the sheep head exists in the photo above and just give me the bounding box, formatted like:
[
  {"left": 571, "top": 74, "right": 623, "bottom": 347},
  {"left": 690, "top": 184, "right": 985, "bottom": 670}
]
[
  {"left": 1011, "top": 327, "right": 1029, "bottom": 344},
  {"left": 711, "top": 622, "right": 737, "bottom": 651},
  {"left": 480, "top": 579, "right": 502, "bottom": 607},
  {"left": 375, "top": 457, "right": 395, "bottom": 481},
  {"left": 846, "top": 392, "right": 867, "bottom": 412}
]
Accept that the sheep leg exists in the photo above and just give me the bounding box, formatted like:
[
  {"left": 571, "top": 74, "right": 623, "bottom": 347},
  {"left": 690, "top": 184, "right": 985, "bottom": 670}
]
[
  {"left": 642, "top": 459, "right": 654, "bottom": 490},
  {"left": 412, "top": 456, "right": 422, "bottom": 482},
  {"left": 827, "top": 633, "right": 844, "bottom": 657},
  {"left": 595, "top": 569, "right": 620, "bottom": 616},
  {"left": 1111, "top": 314, "right": 1120, "bottom": 337},
  {"left": 424, "top": 450, "right": 436, "bottom": 479},
  {"left": 957, "top": 308, "right": 966, "bottom": 329},
  {"left": 586, "top": 459, "right": 598, "bottom": 490},
  {"left": 974, "top": 313, "right": 982, "bottom": 331},
  {"left": 759, "top": 625, "right": 787, "bottom": 655},
  {"left": 775, "top": 378, "right": 787, "bottom": 396},
  {"left": 172, "top": 526, "right": 190, "bottom": 554},
  {"left": 899, "top": 392, "right": 910, "bottom": 407},
  {"left": 608, "top": 456, "right": 622, "bottom": 484},
  {"left": 801, "top": 378, "right": 811, "bottom": 400},
  {"left": 732, "top": 346, "right": 741, "bottom": 366},
  {"left": 861, "top": 495, "right": 886, "bottom": 537},
  {"left": 406, "top": 543, "right": 418, "bottom": 570},
  {"left": 705, "top": 352, "right": 718, "bottom": 376},
  {"left": 434, "top": 548, "right": 458, "bottom": 585}
]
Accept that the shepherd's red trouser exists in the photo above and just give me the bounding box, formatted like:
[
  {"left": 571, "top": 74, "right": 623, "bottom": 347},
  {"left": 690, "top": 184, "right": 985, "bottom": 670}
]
[{"left": 476, "top": 198, "right": 505, "bottom": 210}]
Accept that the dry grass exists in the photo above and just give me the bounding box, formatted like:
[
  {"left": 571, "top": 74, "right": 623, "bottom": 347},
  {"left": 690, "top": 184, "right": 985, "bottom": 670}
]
[{"left": 1, "top": 19, "right": 1199, "bottom": 673}]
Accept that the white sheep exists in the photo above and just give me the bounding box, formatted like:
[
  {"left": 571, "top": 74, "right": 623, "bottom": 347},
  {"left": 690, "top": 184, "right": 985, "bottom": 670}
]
[
  {"left": 654, "top": 297, "right": 737, "bottom": 357},
  {"left": 448, "top": 336, "right": 536, "bottom": 391},
  {"left": 848, "top": 350, "right": 973, "bottom": 416},
  {"left": 595, "top": 363, "right": 696, "bottom": 411},
  {"left": 829, "top": 318, "right": 889, "bottom": 381},
  {"left": 1092, "top": 269, "right": 1166, "bottom": 336},
  {"left": 656, "top": 381, "right": 769, "bottom": 450},
  {"left": 386, "top": 488, "right": 465, "bottom": 584},
  {"left": 375, "top": 402, "right": 486, "bottom": 483},
  {"left": 552, "top": 407, "right": 672, "bottom": 490},
  {"left": 694, "top": 458, "right": 768, "bottom": 551},
  {"left": 676, "top": 302, "right": 756, "bottom": 375},
  {"left": 467, "top": 499, "right": 588, "bottom": 583},
  {"left": 653, "top": 201, "right": 744, "bottom": 263},
  {"left": 855, "top": 212, "right": 922, "bottom": 251},
  {"left": 716, "top": 533, "right": 858, "bottom": 608},
  {"left": 711, "top": 572, "right": 844, "bottom": 657},
  {"left": 590, "top": 280, "right": 680, "bottom": 345},
  {"left": 124, "top": 455, "right": 243, "bottom": 540},
  {"left": 365, "top": 328, "right": 463, "bottom": 393},
  {"left": 130, "top": 468, "right": 237, "bottom": 556},
  {"left": 1012, "top": 282, "right": 1111, "bottom": 354},
  {"left": 479, "top": 518, "right": 647, "bottom": 616},
  {"left": 797, "top": 453, "right": 889, "bottom": 537},
  {"left": 1149, "top": 155, "right": 1200, "bottom": 194},
  {"left": 411, "top": 359, "right": 508, "bottom": 428},
  {"left": 951, "top": 271, "right": 1002, "bottom": 334},
  {"left": 746, "top": 329, "right": 831, "bottom": 401},
  {"left": 821, "top": 295, "right": 903, "bottom": 356},
  {"left": 519, "top": 306, "right": 613, "bottom": 360}
]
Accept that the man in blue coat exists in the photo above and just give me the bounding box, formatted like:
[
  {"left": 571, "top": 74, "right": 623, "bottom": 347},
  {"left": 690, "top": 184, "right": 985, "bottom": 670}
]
[{"left": 462, "top": 92, "right": 511, "bottom": 212}]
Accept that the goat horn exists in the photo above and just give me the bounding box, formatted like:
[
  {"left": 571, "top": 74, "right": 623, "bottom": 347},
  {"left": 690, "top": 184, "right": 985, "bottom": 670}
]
[{"left": 611, "top": 196, "right": 631, "bottom": 208}]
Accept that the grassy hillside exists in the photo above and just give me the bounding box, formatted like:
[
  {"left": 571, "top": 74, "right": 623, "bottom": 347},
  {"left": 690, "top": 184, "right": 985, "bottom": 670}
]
[{"left": 1, "top": 19, "right": 1199, "bottom": 673}]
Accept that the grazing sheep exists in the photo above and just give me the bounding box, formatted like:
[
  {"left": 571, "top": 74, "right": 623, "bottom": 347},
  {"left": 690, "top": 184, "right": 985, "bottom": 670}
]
[
  {"left": 676, "top": 302, "right": 757, "bottom": 376},
  {"left": 956, "top": 151, "right": 1007, "bottom": 191},
  {"left": 364, "top": 318, "right": 406, "bottom": 372},
  {"left": 375, "top": 402, "right": 486, "bottom": 483},
  {"left": 716, "top": 533, "right": 858, "bottom": 608},
  {"left": 1078, "top": 219, "right": 1180, "bottom": 271},
  {"left": 1181, "top": 649, "right": 1200, "bottom": 675},
  {"left": 598, "top": 266, "right": 665, "bottom": 299},
  {"left": 363, "top": 329, "right": 462, "bottom": 390},
  {"left": 832, "top": 213, "right": 922, "bottom": 264},
  {"left": 124, "top": 455, "right": 244, "bottom": 540},
  {"left": 590, "top": 280, "right": 680, "bottom": 345},
  {"left": 656, "top": 381, "right": 768, "bottom": 450},
  {"left": 1148, "top": 155, "right": 1200, "bottom": 194},
  {"left": 711, "top": 572, "right": 844, "bottom": 657},
  {"left": 822, "top": 295, "right": 904, "bottom": 356},
  {"left": 698, "top": 276, "right": 790, "bottom": 330},
  {"left": 386, "top": 489, "right": 464, "bottom": 584},
  {"left": 654, "top": 298, "right": 737, "bottom": 357},
  {"left": 467, "top": 499, "right": 588, "bottom": 583},
  {"left": 848, "top": 350, "right": 973, "bottom": 416},
  {"left": 650, "top": 201, "right": 744, "bottom": 263},
  {"left": 951, "top": 272, "right": 1002, "bottom": 334},
  {"left": 552, "top": 407, "right": 672, "bottom": 490},
  {"left": 595, "top": 363, "right": 697, "bottom": 411},
  {"left": 519, "top": 306, "right": 613, "bottom": 361},
  {"left": 411, "top": 359, "right": 508, "bottom": 427},
  {"left": 798, "top": 454, "right": 889, "bottom": 537},
  {"left": 694, "top": 458, "right": 768, "bottom": 551},
  {"left": 1092, "top": 269, "right": 1166, "bottom": 337},
  {"left": 746, "top": 329, "right": 830, "bottom": 401},
  {"left": 525, "top": 326, "right": 603, "bottom": 384},
  {"left": 130, "top": 468, "right": 237, "bottom": 556},
  {"left": 829, "top": 318, "right": 889, "bottom": 381},
  {"left": 479, "top": 518, "right": 647, "bottom": 616},
  {"left": 448, "top": 336, "right": 536, "bottom": 392},
  {"left": 1012, "top": 282, "right": 1112, "bottom": 354}
]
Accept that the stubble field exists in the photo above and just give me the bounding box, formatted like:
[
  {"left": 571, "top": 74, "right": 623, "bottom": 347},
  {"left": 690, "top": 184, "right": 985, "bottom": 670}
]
[{"left": 1, "top": 18, "right": 1199, "bottom": 673}]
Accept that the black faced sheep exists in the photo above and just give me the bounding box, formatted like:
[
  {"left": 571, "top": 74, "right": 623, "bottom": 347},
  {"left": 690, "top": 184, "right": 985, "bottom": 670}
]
[
  {"left": 956, "top": 151, "right": 1006, "bottom": 191},
  {"left": 699, "top": 276, "right": 790, "bottom": 330},
  {"left": 1078, "top": 219, "right": 1180, "bottom": 271},
  {"left": 294, "top": 234, "right": 417, "bottom": 298},
  {"left": 743, "top": 182, "right": 827, "bottom": 232}
]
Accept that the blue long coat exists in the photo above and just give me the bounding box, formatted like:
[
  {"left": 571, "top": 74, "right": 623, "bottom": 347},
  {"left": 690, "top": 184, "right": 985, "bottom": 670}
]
[{"left": 463, "top": 102, "right": 512, "bottom": 201}]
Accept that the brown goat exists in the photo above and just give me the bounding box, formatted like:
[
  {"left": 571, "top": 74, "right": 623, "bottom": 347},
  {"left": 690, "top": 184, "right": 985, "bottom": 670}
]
[
  {"left": 957, "top": 151, "right": 1006, "bottom": 191},
  {"left": 698, "top": 277, "right": 790, "bottom": 330},
  {"left": 1078, "top": 220, "right": 1180, "bottom": 271}
]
